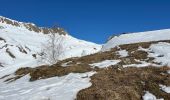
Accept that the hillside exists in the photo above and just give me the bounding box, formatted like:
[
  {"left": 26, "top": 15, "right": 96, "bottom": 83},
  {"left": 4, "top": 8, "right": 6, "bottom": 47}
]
[
  {"left": 102, "top": 29, "right": 170, "bottom": 51},
  {"left": 0, "top": 17, "right": 170, "bottom": 100},
  {"left": 0, "top": 16, "right": 101, "bottom": 76}
]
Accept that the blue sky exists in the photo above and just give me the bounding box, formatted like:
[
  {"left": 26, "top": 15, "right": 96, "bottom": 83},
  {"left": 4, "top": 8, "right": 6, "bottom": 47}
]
[{"left": 0, "top": 0, "right": 170, "bottom": 43}]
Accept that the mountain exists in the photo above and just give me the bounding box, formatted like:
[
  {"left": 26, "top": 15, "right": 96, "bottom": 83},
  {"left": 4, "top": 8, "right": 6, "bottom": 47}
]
[
  {"left": 0, "top": 16, "right": 101, "bottom": 76},
  {"left": 0, "top": 16, "right": 170, "bottom": 100},
  {"left": 102, "top": 29, "right": 170, "bottom": 51}
]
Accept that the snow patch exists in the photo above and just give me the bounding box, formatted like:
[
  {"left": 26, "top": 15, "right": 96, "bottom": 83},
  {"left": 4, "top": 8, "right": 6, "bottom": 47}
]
[
  {"left": 167, "top": 70, "right": 170, "bottom": 74},
  {"left": 61, "top": 61, "right": 72, "bottom": 67},
  {"left": 123, "top": 60, "right": 150, "bottom": 68},
  {"left": 159, "top": 84, "right": 170, "bottom": 93},
  {"left": 89, "top": 60, "right": 120, "bottom": 68},
  {"left": 148, "top": 42, "right": 170, "bottom": 66},
  {"left": 142, "top": 91, "right": 164, "bottom": 100},
  {"left": 123, "top": 60, "right": 160, "bottom": 68},
  {"left": 117, "top": 50, "right": 128, "bottom": 57}
]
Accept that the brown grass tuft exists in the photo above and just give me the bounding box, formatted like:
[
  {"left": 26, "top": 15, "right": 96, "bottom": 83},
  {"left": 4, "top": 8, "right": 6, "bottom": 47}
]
[{"left": 76, "top": 66, "right": 170, "bottom": 100}]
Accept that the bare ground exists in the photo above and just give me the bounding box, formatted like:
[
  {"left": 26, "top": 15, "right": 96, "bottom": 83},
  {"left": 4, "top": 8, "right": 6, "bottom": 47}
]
[{"left": 76, "top": 66, "right": 170, "bottom": 100}]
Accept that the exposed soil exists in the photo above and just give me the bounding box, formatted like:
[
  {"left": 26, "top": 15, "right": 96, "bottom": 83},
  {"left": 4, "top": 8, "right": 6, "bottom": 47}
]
[
  {"left": 29, "top": 64, "right": 92, "bottom": 81},
  {"left": 6, "top": 48, "right": 15, "bottom": 58},
  {"left": 0, "top": 37, "right": 6, "bottom": 42}
]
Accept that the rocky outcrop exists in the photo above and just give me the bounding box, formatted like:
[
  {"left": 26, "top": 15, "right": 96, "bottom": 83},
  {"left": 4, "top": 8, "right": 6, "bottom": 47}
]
[{"left": 0, "top": 16, "right": 67, "bottom": 35}]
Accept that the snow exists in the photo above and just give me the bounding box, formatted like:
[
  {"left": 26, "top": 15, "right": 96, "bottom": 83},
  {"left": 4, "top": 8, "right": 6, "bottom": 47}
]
[
  {"left": 0, "top": 18, "right": 101, "bottom": 76},
  {"left": 123, "top": 61, "right": 152, "bottom": 68},
  {"left": 168, "top": 70, "right": 170, "bottom": 74},
  {"left": 61, "top": 61, "right": 72, "bottom": 67},
  {"left": 0, "top": 17, "right": 101, "bottom": 100},
  {"left": 0, "top": 72, "right": 95, "bottom": 100},
  {"left": 122, "top": 59, "right": 160, "bottom": 68},
  {"left": 102, "top": 29, "right": 170, "bottom": 51},
  {"left": 148, "top": 42, "right": 170, "bottom": 66},
  {"left": 159, "top": 84, "right": 170, "bottom": 93},
  {"left": 89, "top": 60, "right": 120, "bottom": 68},
  {"left": 123, "top": 42, "right": 170, "bottom": 68},
  {"left": 117, "top": 50, "right": 128, "bottom": 57},
  {"left": 142, "top": 91, "right": 164, "bottom": 100}
]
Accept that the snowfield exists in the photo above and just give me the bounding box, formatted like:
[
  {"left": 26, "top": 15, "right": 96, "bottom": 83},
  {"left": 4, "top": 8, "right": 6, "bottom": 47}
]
[
  {"left": 0, "top": 72, "right": 95, "bottom": 100},
  {"left": 89, "top": 60, "right": 120, "bottom": 68},
  {"left": 102, "top": 29, "right": 170, "bottom": 51}
]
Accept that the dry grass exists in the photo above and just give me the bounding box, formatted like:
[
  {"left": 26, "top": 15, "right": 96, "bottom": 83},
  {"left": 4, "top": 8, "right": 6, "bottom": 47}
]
[
  {"left": 29, "top": 64, "right": 92, "bottom": 81},
  {"left": 76, "top": 66, "right": 170, "bottom": 100}
]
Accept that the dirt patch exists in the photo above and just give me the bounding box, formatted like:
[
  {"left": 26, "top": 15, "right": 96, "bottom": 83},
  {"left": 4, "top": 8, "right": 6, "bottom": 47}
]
[
  {"left": 58, "top": 47, "right": 120, "bottom": 66},
  {"left": 0, "top": 74, "right": 10, "bottom": 79},
  {"left": 0, "top": 63, "right": 4, "bottom": 67},
  {"left": 15, "top": 67, "right": 33, "bottom": 75},
  {"left": 76, "top": 66, "right": 170, "bottom": 100},
  {"left": 29, "top": 64, "right": 92, "bottom": 81},
  {"left": 131, "top": 50, "right": 148, "bottom": 60},
  {"left": 4, "top": 75, "right": 23, "bottom": 83},
  {"left": 3, "top": 67, "right": 33, "bottom": 83},
  {"left": 17, "top": 46, "right": 27, "bottom": 54},
  {"left": 8, "top": 64, "right": 92, "bottom": 81},
  {"left": 6, "top": 48, "right": 15, "bottom": 58},
  {"left": 0, "top": 37, "right": 6, "bottom": 42}
]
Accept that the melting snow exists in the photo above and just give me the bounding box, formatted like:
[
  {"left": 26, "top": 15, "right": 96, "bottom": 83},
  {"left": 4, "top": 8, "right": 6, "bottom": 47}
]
[
  {"left": 117, "top": 50, "right": 128, "bottom": 57},
  {"left": 123, "top": 60, "right": 152, "bottom": 68},
  {"left": 89, "top": 60, "right": 120, "bottom": 68},
  {"left": 61, "top": 61, "right": 73, "bottom": 67},
  {"left": 142, "top": 91, "right": 164, "bottom": 100},
  {"left": 102, "top": 29, "right": 170, "bottom": 51},
  {"left": 159, "top": 84, "right": 170, "bottom": 93},
  {"left": 123, "top": 42, "right": 170, "bottom": 68},
  {"left": 0, "top": 72, "right": 95, "bottom": 100},
  {"left": 148, "top": 42, "right": 170, "bottom": 66},
  {"left": 168, "top": 70, "right": 170, "bottom": 74}
]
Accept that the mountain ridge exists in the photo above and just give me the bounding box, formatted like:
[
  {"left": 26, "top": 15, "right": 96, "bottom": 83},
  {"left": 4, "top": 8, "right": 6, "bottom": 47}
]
[{"left": 0, "top": 16, "right": 67, "bottom": 35}]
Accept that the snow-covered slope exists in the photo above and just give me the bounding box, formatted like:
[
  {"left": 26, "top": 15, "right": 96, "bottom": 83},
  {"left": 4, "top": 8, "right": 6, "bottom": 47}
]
[
  {"left": 0, "top": 72, "right": 95, "bottom": 100},
  {"left": 102, "top": 29, "right": 170, "bottom": 51},
  {"left": 0, "top": 16, "right": 101, "bottom": 76}
]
